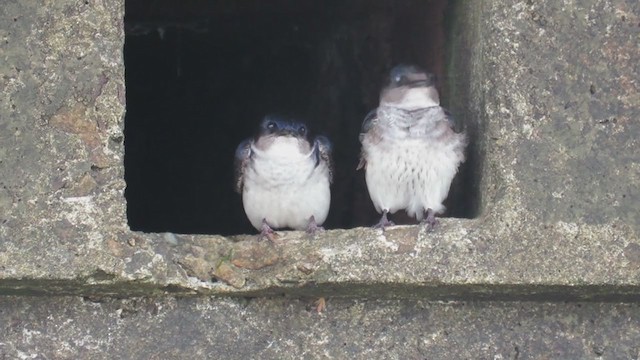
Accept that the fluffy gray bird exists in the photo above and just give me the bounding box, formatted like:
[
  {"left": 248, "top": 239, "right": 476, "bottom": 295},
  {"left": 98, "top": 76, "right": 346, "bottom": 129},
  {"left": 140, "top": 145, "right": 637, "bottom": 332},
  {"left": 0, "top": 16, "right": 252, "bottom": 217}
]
[
  {"left": 358, "top": 65, "right": 467, "bottom": 230},
  {"left": 235, "top": 116, "right": 333, "bottom": 239}
]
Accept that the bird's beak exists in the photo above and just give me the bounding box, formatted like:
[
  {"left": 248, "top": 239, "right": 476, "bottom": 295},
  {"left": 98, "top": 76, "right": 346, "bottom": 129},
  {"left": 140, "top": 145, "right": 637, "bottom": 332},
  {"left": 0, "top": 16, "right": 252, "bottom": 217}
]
[
  {"left": 277, "top": 129, "right": 297, "bottom": 137},
  {"left": 405, "top": 79, "right": 433, "bottom": 89}
]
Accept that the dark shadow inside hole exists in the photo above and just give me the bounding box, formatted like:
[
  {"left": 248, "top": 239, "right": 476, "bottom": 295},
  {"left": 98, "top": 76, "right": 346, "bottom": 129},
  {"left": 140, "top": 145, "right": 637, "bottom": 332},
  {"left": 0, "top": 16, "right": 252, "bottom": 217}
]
[{"left": 124, "top": 0, "right": 478, "bottom": 235}]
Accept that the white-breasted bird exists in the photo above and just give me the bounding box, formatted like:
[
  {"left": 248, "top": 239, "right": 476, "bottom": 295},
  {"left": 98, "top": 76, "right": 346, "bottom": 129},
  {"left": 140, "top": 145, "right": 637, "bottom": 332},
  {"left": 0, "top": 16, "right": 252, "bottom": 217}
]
[
  {"left": 358, "top": 65, "right": 467, "bottom": 230},
  {"left": 235, "top": 116, "right": 333, "bottom": 239}
]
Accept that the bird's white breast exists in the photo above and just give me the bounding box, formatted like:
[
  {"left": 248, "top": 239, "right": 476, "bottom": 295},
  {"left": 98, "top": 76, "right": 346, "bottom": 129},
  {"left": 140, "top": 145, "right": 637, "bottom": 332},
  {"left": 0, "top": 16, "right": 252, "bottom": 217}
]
[
  {"left": 242, "top": 138, "right": 331, "bottom": 230},
  {"left": 362, "top": 114, "right": 465, "bottom": 220}
]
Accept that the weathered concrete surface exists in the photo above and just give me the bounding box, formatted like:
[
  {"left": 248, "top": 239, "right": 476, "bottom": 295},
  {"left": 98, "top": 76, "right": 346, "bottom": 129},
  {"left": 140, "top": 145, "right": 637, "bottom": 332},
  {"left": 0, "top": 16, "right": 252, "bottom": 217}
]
[
  {"left": 0, "top": 0, "right": 132, "bottom": 278},
  {"left": 2, "top": 296, "right": 640, "bottom": 359},
  {"left": 1, "top": 0, "right": 639, "bottom": 299}
]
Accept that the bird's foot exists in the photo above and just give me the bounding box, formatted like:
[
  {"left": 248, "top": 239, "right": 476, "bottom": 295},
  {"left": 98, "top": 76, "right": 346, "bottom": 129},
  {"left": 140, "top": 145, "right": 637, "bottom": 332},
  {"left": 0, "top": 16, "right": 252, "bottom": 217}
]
[
  {"left": 259, "top": 219, "right": 279, "bottom": 242},
  {"left": 421, "top": 208, "right": 439, "bottom": 232},
  {"left": 306, "top": 216, "right": 325, "bottom": 236},
  {"left": 373, "top": 210, "right": 395, "bottom": 231}
]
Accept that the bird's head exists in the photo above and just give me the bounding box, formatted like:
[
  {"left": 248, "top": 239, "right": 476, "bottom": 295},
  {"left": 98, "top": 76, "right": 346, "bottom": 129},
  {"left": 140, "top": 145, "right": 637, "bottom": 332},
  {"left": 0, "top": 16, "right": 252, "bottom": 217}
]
[
  {"left": 380, "top": 65, "right": 440, "bottom": 110},
  {"left": 259, "top": 115, "right": 309, "bottom": 140}
]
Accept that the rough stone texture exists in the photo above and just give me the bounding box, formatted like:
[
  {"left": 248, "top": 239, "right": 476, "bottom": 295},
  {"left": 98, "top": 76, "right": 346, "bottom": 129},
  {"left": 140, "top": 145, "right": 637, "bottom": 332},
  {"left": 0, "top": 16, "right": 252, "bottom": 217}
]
[
  {"left": 1, "top": 0, "right": 640, "bottom": 301},
  {"left": 479, "top": 0, "right": 640, "bottom": 229},
  {"left": 0, "top": 0, "right": 133, "bottom": 277},
  {"left": 2, "top": 0, "right": 640, "bottom": 355},
  {"left": 2, "top": 296, "right": 640, "bottom": 359}
]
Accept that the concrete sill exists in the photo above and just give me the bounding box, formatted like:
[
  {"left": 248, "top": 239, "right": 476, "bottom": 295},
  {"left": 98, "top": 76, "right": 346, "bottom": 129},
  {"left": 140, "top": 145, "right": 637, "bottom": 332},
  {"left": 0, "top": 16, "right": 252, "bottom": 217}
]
[{"left": 2, "top": 218, "right": 638, "bottom": 301}]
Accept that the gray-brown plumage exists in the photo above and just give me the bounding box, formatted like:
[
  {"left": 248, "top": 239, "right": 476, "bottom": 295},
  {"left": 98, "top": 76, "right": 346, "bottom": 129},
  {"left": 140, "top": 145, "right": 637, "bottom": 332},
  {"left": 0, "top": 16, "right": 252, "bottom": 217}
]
[{"left": 358, "top": 65, "right": 467, "bottom": 230}]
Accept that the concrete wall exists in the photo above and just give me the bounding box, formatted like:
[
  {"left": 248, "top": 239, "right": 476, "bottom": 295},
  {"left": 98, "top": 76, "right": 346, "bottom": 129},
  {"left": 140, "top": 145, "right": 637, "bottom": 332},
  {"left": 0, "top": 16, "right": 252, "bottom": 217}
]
[
  {"left": 1, "top": 0, "right": 639, "bottom": 298},
  {"left": 2, "top": 0, "right": 640, "bottom": 357}
]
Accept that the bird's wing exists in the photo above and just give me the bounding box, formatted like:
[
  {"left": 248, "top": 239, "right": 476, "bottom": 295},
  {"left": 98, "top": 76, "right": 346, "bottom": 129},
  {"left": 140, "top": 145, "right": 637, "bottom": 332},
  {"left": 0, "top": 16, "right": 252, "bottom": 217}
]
[
  {"left": 441, "top": 109, "right": 468, "bottom": 163},
  {"left": 443, "top": 108, "right": 465, "bottom": 134},
  {"left": 357, "top": 108, "right": 378, "bottom": 170},
  {"left": 314, "top": 135, "right": 334, "bottom": 183},
  {"left": 234, "top": 139, "right": 253, "bottom": 193},
  {"left": 360, "top": 108, "right": 378, "bottom": 138}
]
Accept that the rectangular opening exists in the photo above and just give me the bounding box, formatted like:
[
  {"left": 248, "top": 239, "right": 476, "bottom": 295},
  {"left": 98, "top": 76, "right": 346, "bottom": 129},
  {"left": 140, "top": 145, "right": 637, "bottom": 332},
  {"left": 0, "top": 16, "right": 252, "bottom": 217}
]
[{"left": 124, "top": 0, "right": 479, "bottom": 235}]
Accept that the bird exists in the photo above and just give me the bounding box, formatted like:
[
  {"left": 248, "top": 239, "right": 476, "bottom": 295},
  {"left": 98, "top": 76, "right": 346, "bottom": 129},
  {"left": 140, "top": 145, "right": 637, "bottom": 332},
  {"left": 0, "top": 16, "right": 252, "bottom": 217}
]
[
  {"left": 235, "top": 115, "right": 333, "bottom": 240},
  {"left": 357, "top": 65, "right": 467, "bottom": 231}
]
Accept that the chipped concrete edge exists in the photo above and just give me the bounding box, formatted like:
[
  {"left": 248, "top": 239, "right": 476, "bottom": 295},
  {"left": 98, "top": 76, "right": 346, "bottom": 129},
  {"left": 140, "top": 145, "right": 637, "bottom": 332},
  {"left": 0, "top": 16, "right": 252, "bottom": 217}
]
[{"left": 2, "top": 218, "right": 639, "bottom": 300}]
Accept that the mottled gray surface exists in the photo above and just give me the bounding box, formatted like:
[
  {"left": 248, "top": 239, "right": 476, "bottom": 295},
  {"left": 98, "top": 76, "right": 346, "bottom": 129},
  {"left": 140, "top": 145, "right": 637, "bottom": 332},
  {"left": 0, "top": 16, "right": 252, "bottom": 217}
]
[
  {"left": 485, "top": 0, "right": 640, "bottom": 227},
  {"left": 0, "top": 0, "right": 131, "bottom": 277},
  {"left": 1, "top": 296, "right": 640, "bottom": 359},
  {"left": 2, "top": 0, "right": 640, "bottom": 356},
  {"left": 1, "top": 0, "right": 639, "bottom": 299}
]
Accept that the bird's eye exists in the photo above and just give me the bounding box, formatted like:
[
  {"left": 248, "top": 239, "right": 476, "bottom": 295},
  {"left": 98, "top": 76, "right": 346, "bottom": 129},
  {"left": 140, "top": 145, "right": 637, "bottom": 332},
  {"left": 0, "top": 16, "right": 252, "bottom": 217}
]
[
  {"left": 266, "top": 121, "right": 277, "bottom": 132},
  {"left": 394, "top": 74, "right": 407, "bottom": 85},
  {"left": 298, "top": 126, "right": 307, "bottom": 136}
]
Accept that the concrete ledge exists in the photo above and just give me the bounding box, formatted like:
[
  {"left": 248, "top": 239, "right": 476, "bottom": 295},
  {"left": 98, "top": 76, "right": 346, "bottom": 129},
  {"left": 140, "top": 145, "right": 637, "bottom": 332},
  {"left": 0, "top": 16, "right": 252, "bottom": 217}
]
[
  {"left": 2, "top": 218, "right": 638, "bottom": 300},
  {"left": 1, "top": 0, "right": 639, "bottom": 301}
]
